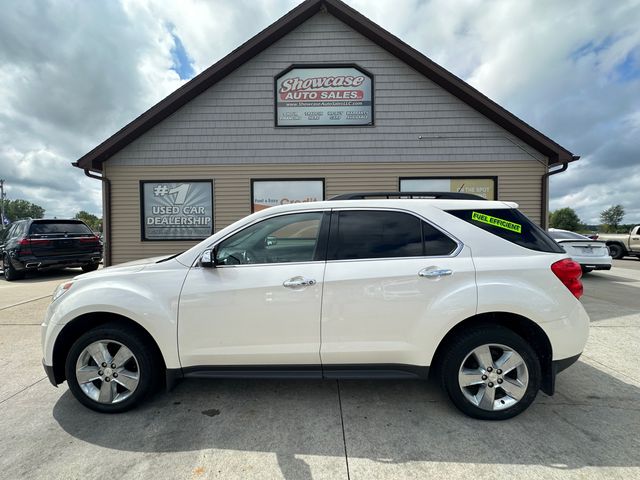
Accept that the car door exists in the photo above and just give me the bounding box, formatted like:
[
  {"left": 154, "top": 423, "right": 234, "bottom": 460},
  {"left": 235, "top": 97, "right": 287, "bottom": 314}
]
[
  {"left": 178, "top": 210, "right": 329, "bottom": 370},
  {"left": 320, "top": 209, "right": 477, "bottom": 369}
]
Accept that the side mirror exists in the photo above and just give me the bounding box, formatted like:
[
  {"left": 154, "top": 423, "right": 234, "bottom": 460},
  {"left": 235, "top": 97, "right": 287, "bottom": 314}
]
[{"left": 200, "top": 249, "right": 214, "bottom": 268}]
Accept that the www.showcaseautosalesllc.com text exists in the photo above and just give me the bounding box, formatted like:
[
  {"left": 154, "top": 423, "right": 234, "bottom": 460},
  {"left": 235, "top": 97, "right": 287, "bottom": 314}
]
[{"left": 146, "top": 206, "right": 211, "bottom": 226}]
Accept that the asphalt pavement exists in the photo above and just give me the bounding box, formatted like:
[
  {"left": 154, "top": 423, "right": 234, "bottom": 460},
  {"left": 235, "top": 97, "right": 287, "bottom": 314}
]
[{"left": 0, "top": 264, "right": 639, "bottom": 479}]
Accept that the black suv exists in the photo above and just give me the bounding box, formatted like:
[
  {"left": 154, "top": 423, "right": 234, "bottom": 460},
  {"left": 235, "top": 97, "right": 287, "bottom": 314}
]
[{"left": 0, "top": 219, "right": 102, "bottom": 281}]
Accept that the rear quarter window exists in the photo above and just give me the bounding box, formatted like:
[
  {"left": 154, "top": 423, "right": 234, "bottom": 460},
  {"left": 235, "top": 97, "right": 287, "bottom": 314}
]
[{"left": 447, "top": 209, "right": 564, "bottom": 253}]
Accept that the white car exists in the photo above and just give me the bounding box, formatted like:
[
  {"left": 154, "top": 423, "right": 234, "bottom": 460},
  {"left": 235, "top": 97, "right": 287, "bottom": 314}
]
[
  {"left": 42, "top": 193, "right": 589, "bottom": 420},
  {"left": 548, "top": 228, "right": 612, "bottom": 273}
]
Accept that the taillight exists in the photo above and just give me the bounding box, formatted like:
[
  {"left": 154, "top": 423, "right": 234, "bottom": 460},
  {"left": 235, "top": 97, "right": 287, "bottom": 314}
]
[
  {"left": 29, "top": 238, "right": 51, "bottom": 245},
  {"left": 17, "top": 238, "right": 33, "bottom": 255},
  {"left": 18, "top": 238, "right": 30, "bottom": 246},
  {"left": 551, "top": 259, "right": 583, "bottom": 299},
  {"left": 79, "top": 236, "right": 99, "bottom": 243}
]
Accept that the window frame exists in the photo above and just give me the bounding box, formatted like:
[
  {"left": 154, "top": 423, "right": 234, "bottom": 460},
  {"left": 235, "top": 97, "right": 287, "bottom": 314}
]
[{"left": 326, "top": 207, "right": 463, "bottom": 262}]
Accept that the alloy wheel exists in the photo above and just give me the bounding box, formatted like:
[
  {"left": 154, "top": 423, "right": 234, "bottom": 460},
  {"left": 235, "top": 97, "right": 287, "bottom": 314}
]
[
  {"left": 458, "top": 343, "right": 529, "bottom": 411},
  {"left": 75, "top": 340, "right": 140, "bottom": 404}
]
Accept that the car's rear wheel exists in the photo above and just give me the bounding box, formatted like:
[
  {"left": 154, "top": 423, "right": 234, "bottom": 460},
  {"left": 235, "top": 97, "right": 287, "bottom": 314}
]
[
  {"left": 607, "top": 243, "right": 624, "bottom": 259},
  {"left": 81, "top": 262, "right": 99, "bottom": 273},
  {"left": 65, "top": 324, "right": 159, "bottom": 413},
  {"left": 440, "top": 326, "right": 541, "bottom": 420},
  {"left": 3, "top": 254, "right": 25, "bottom": 281}
]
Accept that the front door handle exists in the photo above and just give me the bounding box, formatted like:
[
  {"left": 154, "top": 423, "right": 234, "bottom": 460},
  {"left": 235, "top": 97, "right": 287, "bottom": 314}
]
[
  {"left": 418, "top": 267, "right": 453, "bottom": 278},
  {"left": 283, "top": 276, "right": 317, "bottom": 288}
]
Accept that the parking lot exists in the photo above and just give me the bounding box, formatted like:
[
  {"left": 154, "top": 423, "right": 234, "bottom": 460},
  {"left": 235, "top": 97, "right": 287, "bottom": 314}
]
[{"left": 1, "top": 260, "right": 639, "bottom": 480}]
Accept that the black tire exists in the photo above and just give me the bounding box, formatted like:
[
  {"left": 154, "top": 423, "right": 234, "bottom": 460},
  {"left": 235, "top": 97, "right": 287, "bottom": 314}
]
[
  {"left": 65, "top": 323, "right": 160, "bottom": 413},
  {"left": 81, "top": 263, "right": 99, "bottom": 272},
  {"left": 3, "top": 255, "right": 25, "bottom": 281},
  {"left": 439, "top": 326, "right": 541, "bottom": 420},
  {"left": 607, "top": 243, "right": 624, "bottom": 259},
  {"left": 581, "top": 266, "right": 593, "bottom": 274}
]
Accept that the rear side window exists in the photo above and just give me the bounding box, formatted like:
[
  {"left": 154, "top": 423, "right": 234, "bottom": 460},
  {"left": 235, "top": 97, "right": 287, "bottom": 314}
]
[
  {"left": 29, "top": 221, "right": 93, "bottom": 235},
  {"left": 447, "top": 209, "right": 564, "bottom": 253},
  {"left": 329, "top": 210, "right": 457, "bottom": 260}
]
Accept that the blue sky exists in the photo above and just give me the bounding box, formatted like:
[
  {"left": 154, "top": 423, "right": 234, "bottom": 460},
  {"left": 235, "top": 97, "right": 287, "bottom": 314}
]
[{"left": 0, "top": 0, "right": 639, "bottom": 225}]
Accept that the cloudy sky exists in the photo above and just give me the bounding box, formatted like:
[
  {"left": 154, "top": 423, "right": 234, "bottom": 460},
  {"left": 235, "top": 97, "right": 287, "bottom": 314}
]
[{"left": 0, "top": 0, "right": 639, "bottom": 224}]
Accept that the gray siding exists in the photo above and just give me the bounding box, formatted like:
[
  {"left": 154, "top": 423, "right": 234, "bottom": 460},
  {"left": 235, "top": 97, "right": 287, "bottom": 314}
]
[{"left": 108, "top": 11, "right": 547, "bottom": 166}]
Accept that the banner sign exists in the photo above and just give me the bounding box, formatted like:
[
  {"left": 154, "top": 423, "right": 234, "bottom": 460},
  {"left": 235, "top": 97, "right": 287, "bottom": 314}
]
[
  {"left": 275, "top": 66, "right": 373, "bottom": 126},
  {"left": 141, "top": 180, "right": 213, "bottom": 240},
  {"left": 400, "top": 178, "right": 496, "bottom": 200},
  {"left": 252, "top": 180, "right": 324, "bottom": 212}
]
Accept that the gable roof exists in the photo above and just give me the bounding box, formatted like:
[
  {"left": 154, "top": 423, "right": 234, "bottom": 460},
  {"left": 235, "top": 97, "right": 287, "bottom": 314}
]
[{"left": 74, "top": 0, "right": 577, "bottom": 172}]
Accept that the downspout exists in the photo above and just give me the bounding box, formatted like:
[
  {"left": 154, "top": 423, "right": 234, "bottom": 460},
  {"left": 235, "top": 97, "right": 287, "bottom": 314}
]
[
  {"left": 541, "top": 155, "right": 579, "bottom": 229},
  {"left": 78, "top": 167, "right": 112, "bottom": 267}
]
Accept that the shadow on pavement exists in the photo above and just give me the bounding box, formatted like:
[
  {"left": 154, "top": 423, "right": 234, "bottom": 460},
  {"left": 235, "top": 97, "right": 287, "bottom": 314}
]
[{"left": 52, "top": 360, "right": 640, "bottom": 471}]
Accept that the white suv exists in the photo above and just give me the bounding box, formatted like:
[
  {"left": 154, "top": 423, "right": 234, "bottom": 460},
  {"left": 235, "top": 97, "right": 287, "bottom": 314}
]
[{"left": 42, "top": 193, "right": 589, "bottom": 420}]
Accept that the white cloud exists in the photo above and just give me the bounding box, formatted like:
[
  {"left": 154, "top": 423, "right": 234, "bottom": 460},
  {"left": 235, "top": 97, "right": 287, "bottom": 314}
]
[{"left": 0, "top": 0, "right": 638, "bottom": 226}]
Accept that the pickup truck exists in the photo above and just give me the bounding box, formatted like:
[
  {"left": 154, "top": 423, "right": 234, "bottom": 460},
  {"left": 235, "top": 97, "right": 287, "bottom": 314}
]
[{"left": 597, "top": 226, "right": 640, "bottom": 259}]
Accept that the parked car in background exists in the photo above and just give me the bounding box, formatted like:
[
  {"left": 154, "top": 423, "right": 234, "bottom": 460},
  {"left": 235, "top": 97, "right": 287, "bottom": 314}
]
[
  {"left": 42, "top": 193, "right": 589, "bottom": 420},
  {"left": 1, "top": 219, "right": 102, "bottom": 281},
  {"left": 596, "top": 226, "right": 640, "bottom": 260},
  {"left": 548, "top": 228, "right": 612, "bottom": 273}
]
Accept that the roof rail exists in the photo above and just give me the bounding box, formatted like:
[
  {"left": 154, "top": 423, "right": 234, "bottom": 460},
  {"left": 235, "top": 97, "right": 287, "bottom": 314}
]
[{"left": 330, "top": 191, "right": 487, "bottom": 201}]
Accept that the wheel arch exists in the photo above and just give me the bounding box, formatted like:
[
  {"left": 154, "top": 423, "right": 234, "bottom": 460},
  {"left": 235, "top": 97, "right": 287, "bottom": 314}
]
[
  {"left": 51, "top": 312, "right": 166, "bottom": 385},
  {"left": 430, "top": 312, "right": 555, "bottom": 395}
]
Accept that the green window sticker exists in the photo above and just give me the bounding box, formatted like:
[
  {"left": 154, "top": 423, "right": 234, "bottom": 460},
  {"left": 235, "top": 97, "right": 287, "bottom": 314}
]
[{"left": 471, "top": 211, "right": 522, "bottom": 233}]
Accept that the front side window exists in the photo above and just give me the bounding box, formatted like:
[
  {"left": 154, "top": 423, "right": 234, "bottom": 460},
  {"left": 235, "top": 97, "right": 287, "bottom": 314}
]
[
  {"left": 328, "top": 210, "right": 457, "bottom": 260},
  {"left": 216, "top": 212, "right": 324, "bottom": 265}
]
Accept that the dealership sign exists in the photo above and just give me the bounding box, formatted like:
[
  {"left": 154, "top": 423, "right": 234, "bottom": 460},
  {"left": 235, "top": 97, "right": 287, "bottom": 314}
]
[
  {"left": 140, "top": 180, "right": 213, "bottom": 240},
  {"left": 275, "top": 66, "right": 373, "bottom": 126}
]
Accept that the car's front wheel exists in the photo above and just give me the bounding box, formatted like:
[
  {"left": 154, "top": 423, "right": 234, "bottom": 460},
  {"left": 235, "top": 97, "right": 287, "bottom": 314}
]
[
  {"left": 65, "top": 324, "right": 159, "bottom": 413},
  {"left": 440, "top": 326, "right": 541, "bottom": 420}
]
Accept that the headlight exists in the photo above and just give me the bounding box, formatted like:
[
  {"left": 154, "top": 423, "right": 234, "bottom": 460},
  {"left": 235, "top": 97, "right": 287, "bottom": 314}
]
[{"left": 52, "top": 281, "right": 74, "bottom": 302}]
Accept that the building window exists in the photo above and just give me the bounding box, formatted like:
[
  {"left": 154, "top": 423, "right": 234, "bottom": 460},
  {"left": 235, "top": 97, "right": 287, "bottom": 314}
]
[
  {"left": 140, "top": 180, "right": 213, "bottom": 241},
  {"left": 399, "top": 177, "right": 497, "bottom": 200},
  {"left": 251, "top": 179, "right": 324, "bottom": 212}
]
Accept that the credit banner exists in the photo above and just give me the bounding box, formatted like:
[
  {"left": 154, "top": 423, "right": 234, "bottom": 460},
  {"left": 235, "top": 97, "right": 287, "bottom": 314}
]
[
  {"left": 400, "top": 178, "right": 496, "bottom": 200},
  {"left": 276, "top": 67, "right": 373, "bottom": 126},
  {"left": 141, "top": 181, "right": 213, "bottom": 240},
  {"left": 252, "top": 180, "right": 323, "bottom": 212}
]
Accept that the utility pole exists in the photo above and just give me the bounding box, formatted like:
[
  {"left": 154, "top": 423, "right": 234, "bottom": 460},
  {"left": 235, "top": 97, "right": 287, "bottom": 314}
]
[{"left": 0, "top": 179, "right": 6, "bottom": 230}]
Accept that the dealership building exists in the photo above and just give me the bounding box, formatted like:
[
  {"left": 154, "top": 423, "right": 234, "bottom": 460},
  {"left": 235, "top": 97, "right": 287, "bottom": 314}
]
[{"left": 74, "top": 0, "right": 578, "bottom": 266}]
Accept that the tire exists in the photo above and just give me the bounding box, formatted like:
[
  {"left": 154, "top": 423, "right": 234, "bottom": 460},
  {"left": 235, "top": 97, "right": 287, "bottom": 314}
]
[
  {"left": 581, "top": 266, "right": 593, "bottom": 274},
  {"left": 607, "top": 243, "right": 624, "bottom": 259},
  {"left": 439, "top": 326, "right": 541, "bottom": 420},
  {"left": 81, "top": 263, "right": 99, "bottom": 273},
  {"left": 65, "top": 323, "right": 160, "bottom": 413},
  {"left": 3, "top": 255, "right": 25, "bottom": 281}
]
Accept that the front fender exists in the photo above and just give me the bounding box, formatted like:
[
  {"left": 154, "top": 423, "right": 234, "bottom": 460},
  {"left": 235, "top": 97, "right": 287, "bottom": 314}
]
[{"left": 44, "top": 262, "right": 188, "bottom": 369}]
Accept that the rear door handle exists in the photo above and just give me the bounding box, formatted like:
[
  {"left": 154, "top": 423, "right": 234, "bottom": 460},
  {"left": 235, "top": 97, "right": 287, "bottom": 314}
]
[
  {"left": 418, "top": 268, "right": 453, "bottom": 278},
  {"left": 283, "top": 276, "right": 317, "bottom": 288}
]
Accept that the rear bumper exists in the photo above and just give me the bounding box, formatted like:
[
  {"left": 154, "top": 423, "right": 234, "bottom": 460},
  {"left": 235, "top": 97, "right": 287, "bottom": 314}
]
[
  {"left": 553, "top": 353, "right": 581, "bottom": 373},
  {"left": 12, "top": 253, "right": 102, "bottom": 271},
  {"left": 570, "top": 254, "right": 612, "bottom": 269}
]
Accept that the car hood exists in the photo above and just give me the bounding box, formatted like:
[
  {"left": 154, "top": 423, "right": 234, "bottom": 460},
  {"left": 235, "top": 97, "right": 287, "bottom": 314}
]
[{"left": 73, "top": 255, "right": 171, "bottom": 280}]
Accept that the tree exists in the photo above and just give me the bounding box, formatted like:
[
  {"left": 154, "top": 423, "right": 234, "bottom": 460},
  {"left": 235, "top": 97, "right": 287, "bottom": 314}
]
[
  {"left": 74, "top": 211, "right": 102, "bottom": 232},
  {"left": 600, "top": 205, "right": 625, "bottom": 233},
  {"left": 549, "top": 207, "right": 582, "bottom": 231},
  {"left": 1, "top": 199, "right": 45, "bottom": 222}
]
